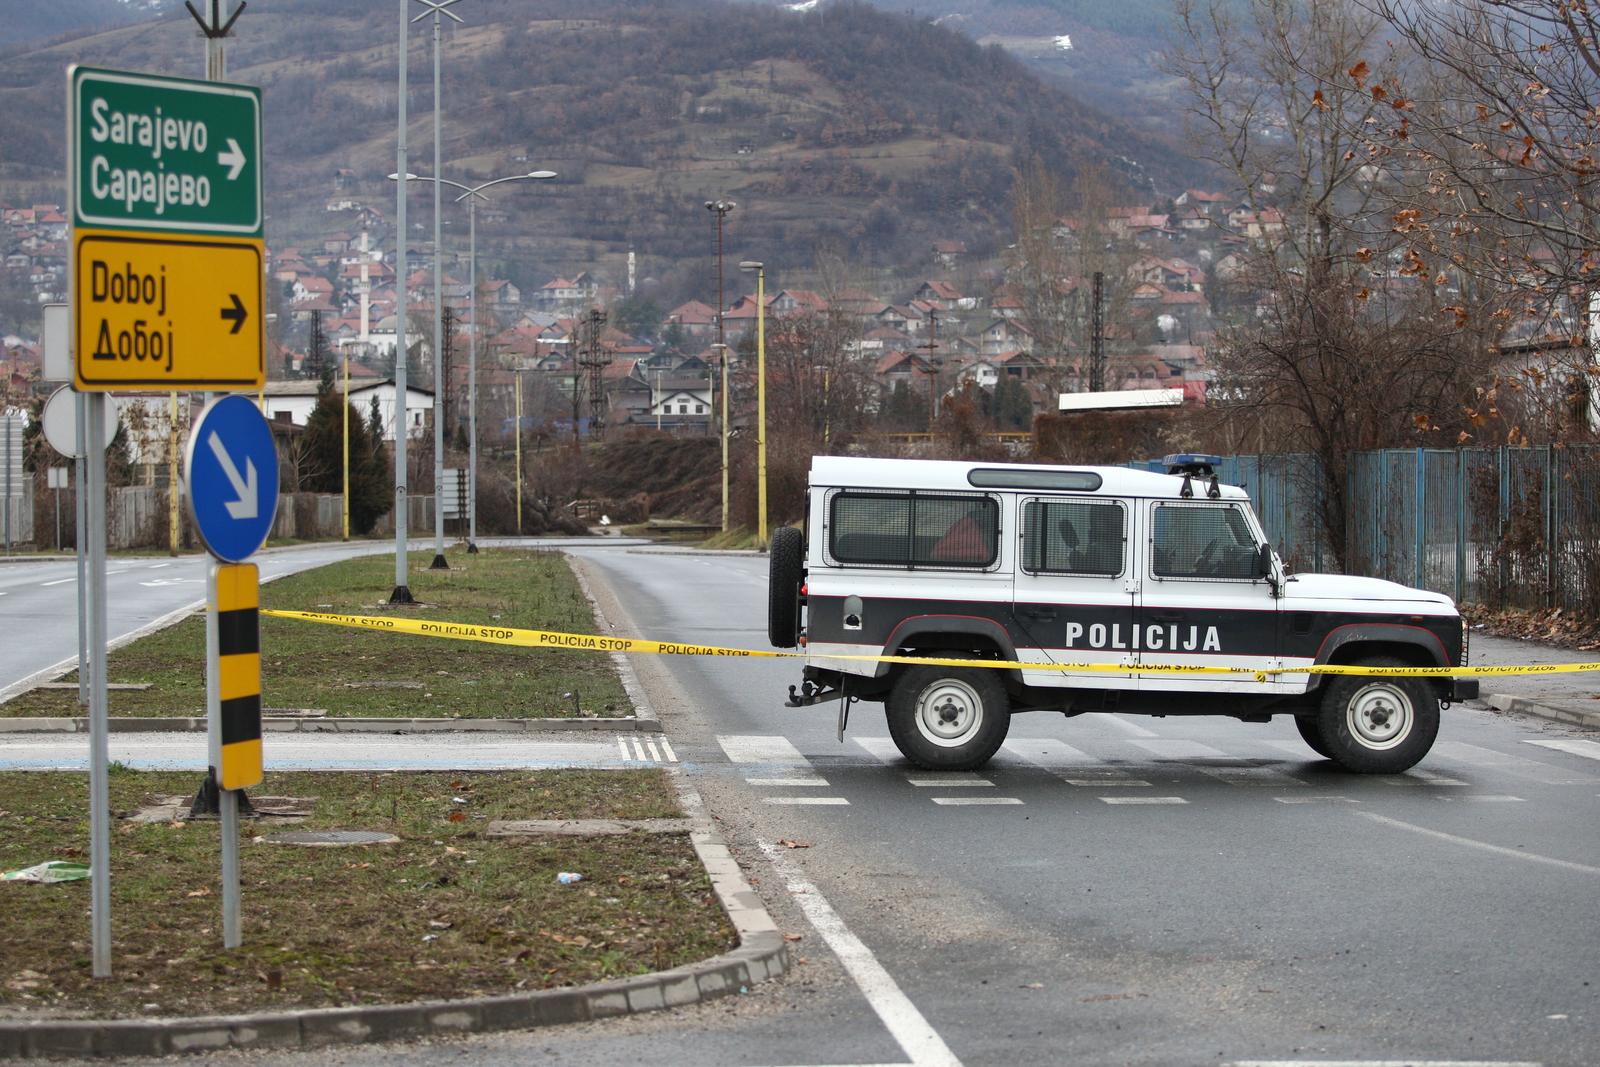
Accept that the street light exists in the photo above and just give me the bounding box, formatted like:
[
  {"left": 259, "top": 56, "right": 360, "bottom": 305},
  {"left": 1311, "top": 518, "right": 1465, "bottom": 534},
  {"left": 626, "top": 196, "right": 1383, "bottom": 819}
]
[
  {"left": 412, "top": 0, "right": 466, "bottom": 570},
  {"left": 390, "top": 0, "right": 415, "bottom": 604},
  {"left": 740, "top": 261, "right": 767, "bottom": 549},
  {"left": 705, "top": 200, "right": 735, "bottom": 532},
  {"left": 390, "top": 169, "right": 556, "bottom": 550}
]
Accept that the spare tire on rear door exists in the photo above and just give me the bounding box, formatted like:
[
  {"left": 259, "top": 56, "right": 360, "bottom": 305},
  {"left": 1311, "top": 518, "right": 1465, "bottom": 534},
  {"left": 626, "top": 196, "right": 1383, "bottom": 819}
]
[{"left": 768, "top": 525, "right": 805, "bottom": 647}]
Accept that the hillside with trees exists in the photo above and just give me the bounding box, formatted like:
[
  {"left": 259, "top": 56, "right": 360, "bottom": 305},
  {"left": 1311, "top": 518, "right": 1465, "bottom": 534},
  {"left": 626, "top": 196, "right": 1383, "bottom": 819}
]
[{"left": 0, "top": 0, "right": 1195, "bottom": 303}]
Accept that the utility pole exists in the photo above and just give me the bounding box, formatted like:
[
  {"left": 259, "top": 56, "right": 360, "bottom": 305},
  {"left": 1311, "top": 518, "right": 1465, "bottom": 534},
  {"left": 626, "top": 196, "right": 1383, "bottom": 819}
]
[
  {"left": 918, "top": 308, "right": 941, "bottom": 431},
  {"left": 1090, "top": 270, "right": 1105, "bottom": 393},
  {"left": 578, "top": 309, "right": 611, "bottom": 440},
  {"left": 705, "top": 200, "right": 734, "bottom": 531}
]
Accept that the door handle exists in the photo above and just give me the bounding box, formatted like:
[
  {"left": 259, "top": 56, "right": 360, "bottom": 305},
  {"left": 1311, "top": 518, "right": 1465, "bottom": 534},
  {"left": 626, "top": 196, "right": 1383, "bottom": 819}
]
[
  {"left": 1020, "top": 608, "right": 1058, "bottom": 621},
  {"left": 1151, "top": 611, "right": 1185, "bottom": 622}
]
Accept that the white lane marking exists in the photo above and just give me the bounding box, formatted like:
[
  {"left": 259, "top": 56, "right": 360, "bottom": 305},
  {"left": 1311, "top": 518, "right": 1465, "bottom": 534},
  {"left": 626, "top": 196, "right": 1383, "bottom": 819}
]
[
  {"left": 629, "top": 736, "right": 646, "bottom": 761},
  {"left": 906, "top": 776, "right": 992, "bottom": 788},
  {"left": 1100, "top": 796, "right": 1187, "bottom": 805},
  {"left": 1355, "top": 812, "right": 1600, "bottom": 876},
  {"left": 644, "top": 740, "right": 662, "bottom": 762},
  {"left": 763, "top": 797, "right": 849, "bottom": 806},
  {"left": 40, "top": 577, "right": 74, "bottom": 587},
  {"left": 659, "top": 738, "right": 677, "bottom": 762},
  {"left": 1273, "top": 795, "right": 1357, "bottom": 804},
  {"left": 931, "top": 797, "right": 1022, "bottom": 806},
  {"left": 1436, "top": 741, "right": 1599, "bottom": 784},
  {"left": 1002, "top": 738, "right": 1147, "bottom": 786},
  {"left": 616, "top": 737, "right": 629, "bottom": 761},
  {"left": 1129, "top": 738, "right": 1237, "bottom": 761},
  {"left": 1063, "top": 778, "right": 1152, "bottom": 787},
  {"left": 718, "top": 734, "right": 809, "bottom": 764},
  {"left": 147, "top": 563, "right": 170, "bottom": 569},
  {"left": 746, "top": 777, "right": 831, "bottom": 787},
  {"left": 758, "top": 838, "right": 963, "bottom": 1067},
  {"left": 1230, "top": 1060, "right": 1542, "bottom": 1066},
  {"left": 1098, "top": 713, "right": 1157, "bottom": 737},
  {"left": 1452, "top": 795, "right": 1525, "bottom": 803},
  {"left": 1526, "top": 738, "right": 1600, "bottom": 762}
]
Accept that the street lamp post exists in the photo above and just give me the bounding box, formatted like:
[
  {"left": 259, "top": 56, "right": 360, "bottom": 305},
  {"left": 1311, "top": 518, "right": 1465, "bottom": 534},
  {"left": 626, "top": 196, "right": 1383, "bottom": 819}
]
[
  {"left": 391, "top": 169, "right": 556, "bottom": 548},
  {"left": 391, "top": 0, "right": 414, "bottom": 604},
  {"left": 740, "top": 261, "right": 767, "bottom": 549},
  {"left": 412, "top": 0, "right": 464, "bottom": 571},
  {"left": 514, "top": 365, "right": 524, "bottom": 535},
  {"left": 705, "top": 200, "right": 734, "bottom": 532}
]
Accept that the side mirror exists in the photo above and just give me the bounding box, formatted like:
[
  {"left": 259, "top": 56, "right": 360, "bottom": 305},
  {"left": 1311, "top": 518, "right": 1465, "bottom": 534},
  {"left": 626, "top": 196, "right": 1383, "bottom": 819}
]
[{"left": 1256, "top": 543, "right": 1274, "bottom": 577}]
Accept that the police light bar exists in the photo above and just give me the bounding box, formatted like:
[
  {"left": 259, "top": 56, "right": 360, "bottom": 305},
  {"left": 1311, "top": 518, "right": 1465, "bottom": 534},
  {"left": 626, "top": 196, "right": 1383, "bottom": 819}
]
[{"left": 1163, "top": 453, "right": 1222, "bottom": 476}]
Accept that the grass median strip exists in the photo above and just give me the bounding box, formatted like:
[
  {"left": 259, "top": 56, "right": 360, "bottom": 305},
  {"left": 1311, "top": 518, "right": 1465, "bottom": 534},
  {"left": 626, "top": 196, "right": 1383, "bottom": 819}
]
[
  {"left": 0, "top": 768, "right": 736, "bottom": 1020},
  {"left": 2, "top": 548, "right": 630, "bottom": 719}
]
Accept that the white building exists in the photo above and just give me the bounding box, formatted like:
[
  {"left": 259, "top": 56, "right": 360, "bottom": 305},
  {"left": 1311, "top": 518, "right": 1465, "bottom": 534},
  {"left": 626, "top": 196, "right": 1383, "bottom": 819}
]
[{"left": 262, "top": 379, "right": 434, "bottom": 442}]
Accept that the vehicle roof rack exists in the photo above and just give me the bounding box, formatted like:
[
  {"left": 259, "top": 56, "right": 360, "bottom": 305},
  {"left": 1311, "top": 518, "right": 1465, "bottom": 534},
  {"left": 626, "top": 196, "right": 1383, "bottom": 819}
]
[{"left": 1162, "top": 453, "right": 1223, "bottom": 477}]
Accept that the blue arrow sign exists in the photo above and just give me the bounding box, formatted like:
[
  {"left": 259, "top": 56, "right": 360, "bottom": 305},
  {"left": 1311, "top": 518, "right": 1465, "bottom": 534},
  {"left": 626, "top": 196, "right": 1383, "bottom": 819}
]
[{"left": 185, "top": 394, "right": 278, "bottom": 562}]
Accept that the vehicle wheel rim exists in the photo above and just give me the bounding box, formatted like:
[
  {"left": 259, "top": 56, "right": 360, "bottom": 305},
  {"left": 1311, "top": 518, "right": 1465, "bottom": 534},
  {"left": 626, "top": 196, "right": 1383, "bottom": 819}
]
[
  {"left": 1346, "top": 682, "right": 1413, "bottom": 750},
  {"left": 914, "top": 678, "right": 983, "bottom": 748}
]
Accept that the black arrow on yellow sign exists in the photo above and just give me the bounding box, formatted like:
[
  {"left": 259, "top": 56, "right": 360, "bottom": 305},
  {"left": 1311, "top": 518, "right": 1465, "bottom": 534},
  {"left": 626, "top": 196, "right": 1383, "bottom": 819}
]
[{"left": 220, "top": 293, "right": 247, "bottom": 335}]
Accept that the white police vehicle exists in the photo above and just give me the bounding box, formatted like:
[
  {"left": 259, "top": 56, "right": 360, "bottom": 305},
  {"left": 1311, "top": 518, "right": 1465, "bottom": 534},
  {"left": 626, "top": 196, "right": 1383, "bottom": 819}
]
[{"left": 767, "top": 455, "right": 1476, "bottom": 774}]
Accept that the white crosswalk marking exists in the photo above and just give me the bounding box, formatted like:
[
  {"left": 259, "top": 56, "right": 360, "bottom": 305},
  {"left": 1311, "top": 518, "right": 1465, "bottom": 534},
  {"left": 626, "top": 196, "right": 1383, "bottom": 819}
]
[
  {"left": 932, "top": 797, "right": 1022, "bottom": 806},
  {"left": 746, "top": 777, "right": 830, "bottom": 787},
  {"left": 1128, "top": 738, "right": 1239, "bottom": 761},
  {"left": 617, "top": 735, "right": 678, "bottom": 763},
  {"left": 1436, "top": 741, "right": 1599, "bottom": 784},
  {"left": 1525, "top": 737, "right": 1600, "bottom": 762},
  {"left": 1001, "top": 737, "right": 1149, "bottom": 786},
  {"left": 906, "top": 776, "right": 993, "bottom": 787},
  {"left": 764, "top": 796, "right": 849, "bottom": 806},
  {"left": 1100, "top": 796, "right": 1187, "bottom": 805},
  {"left": 718, "top": 734, "right": 810, "bottom": 764},
  {"left": 852, "top": 736, "right": 905, "bottom": 764}
]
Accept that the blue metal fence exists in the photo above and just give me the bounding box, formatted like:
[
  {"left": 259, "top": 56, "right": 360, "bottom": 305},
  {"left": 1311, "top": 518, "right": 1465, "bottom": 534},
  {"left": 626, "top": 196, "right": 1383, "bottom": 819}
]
[
  {"left": 1145, "top": 447, "right": 1600, "bottom": 611},
  {"left": 1127, "top": 453, "right": 1330, "bottom": 572}
]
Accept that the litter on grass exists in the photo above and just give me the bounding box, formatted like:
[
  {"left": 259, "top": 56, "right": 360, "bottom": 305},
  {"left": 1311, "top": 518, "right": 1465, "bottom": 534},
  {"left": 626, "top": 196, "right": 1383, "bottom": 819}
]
[
  {"left": 3, "top": 861, "right": 90, "bottom": 883},
  {"left": 556, "top": 871, "right": 585, "bottom": 885}
]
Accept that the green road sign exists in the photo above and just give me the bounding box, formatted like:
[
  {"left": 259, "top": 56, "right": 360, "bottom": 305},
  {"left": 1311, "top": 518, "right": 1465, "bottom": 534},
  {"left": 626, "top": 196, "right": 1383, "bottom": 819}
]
[{"left": 70, "top": 66, "right": 261, "bottom": 237}]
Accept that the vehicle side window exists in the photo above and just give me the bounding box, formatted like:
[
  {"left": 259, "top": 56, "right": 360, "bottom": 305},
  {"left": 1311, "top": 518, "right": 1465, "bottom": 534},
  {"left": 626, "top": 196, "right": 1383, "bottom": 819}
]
[
  {"left": 1021, "top": 500, "right": 1124, "bottom": 577},
  {"left": 1152, "top": 503, "right": 1259, "bottom": 580},
  {"left": 829, "top": 491, "right": 998, "bottom": 568}
]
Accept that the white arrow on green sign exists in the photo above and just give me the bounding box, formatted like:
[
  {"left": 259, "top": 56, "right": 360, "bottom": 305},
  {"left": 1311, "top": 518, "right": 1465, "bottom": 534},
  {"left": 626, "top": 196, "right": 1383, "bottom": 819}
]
[{"left": 70, "top": 66, "right": 261, "bottom": 237}]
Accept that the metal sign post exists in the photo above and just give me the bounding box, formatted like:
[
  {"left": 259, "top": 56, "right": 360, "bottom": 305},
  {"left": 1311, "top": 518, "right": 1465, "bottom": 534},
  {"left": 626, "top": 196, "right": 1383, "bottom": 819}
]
[
  {"left": 84, "top": 393, "right": 112, "bottom": 978},
  {"left": 186, "top": 394, "right": 276, "bottom": 948}
]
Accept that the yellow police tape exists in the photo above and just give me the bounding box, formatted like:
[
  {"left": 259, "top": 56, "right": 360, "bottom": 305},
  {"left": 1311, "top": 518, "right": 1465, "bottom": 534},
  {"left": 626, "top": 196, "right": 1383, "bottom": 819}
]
[{"left": 261, "top": 609, "right": 1600, "bottom": 681}]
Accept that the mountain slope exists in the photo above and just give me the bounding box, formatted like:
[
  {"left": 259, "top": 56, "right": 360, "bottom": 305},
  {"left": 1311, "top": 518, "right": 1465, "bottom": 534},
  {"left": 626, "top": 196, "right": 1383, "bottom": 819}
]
[{"left": 0, "top": 0, "right": 1198, "bottom": 302}]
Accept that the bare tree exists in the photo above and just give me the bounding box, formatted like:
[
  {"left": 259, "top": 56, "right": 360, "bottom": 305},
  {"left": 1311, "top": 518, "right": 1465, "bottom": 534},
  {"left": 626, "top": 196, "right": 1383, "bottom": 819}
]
[{"left": 1366, "top": 0, "right": 1600, "bottom": 302}]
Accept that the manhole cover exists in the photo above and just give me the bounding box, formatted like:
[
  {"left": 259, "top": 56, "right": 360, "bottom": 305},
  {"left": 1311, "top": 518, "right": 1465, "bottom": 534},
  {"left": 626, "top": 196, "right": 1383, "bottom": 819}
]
[{"left": 260, "top": 830, "right": 399, "bottom": 847}]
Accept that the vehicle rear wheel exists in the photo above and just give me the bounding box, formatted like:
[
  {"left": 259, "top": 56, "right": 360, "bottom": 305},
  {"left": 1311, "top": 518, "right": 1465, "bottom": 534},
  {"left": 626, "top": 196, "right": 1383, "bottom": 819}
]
[
  {"left": 1293, "top": 714, "right": 1332, "bottom": 759},
  {"left": 886, "top": 664, "right": 1010, "bottom": 771},
  {"left": 1315, "top": 657, "right": 1440, "bottom": 773},
  {"left": 767, "top": 525, "right": 804, "bottom": 648}
]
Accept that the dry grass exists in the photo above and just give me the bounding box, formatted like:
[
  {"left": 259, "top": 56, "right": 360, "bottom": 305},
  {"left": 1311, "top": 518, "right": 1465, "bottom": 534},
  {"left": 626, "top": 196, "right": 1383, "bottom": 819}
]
[{"left": 0, "top": 768, "right": 735, "bottom": 1020}]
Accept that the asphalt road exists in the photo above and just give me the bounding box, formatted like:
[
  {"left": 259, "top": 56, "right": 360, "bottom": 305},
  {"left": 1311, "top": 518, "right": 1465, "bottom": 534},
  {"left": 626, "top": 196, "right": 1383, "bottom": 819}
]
[{"left": 8, "top": 544, "right": 1598, "bottom": 1066}]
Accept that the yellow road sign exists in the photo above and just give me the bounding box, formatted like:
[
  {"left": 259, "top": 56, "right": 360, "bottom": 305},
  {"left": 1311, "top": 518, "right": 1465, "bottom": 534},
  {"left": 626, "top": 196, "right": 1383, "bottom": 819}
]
[{"left": 73, "top": 228, "right": 263, "bottom": 391}]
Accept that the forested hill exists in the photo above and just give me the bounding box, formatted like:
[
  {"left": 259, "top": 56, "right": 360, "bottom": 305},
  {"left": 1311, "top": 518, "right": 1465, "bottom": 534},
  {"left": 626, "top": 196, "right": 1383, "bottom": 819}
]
[{"left": 0, "top": 0, "right": 1198, "bottom": 296}]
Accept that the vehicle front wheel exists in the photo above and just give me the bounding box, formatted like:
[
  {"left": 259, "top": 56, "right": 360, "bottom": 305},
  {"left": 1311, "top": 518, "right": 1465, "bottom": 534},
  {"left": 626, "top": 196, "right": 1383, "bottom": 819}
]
[
  {"left": 1293, "top": 714, "right": 1332, "bottom": 759},
  {"left": 1315, "top": 657, "right": 1440, "bottom": 773},
  {"left": 886, "top": 664, "right": 1010, "bottom": 771}
]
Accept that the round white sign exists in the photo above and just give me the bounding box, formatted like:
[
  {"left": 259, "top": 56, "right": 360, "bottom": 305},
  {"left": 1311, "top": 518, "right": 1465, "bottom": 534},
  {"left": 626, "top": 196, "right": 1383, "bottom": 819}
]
[{"left": 41, "top": 387, "right": 120, "bottom": 459}]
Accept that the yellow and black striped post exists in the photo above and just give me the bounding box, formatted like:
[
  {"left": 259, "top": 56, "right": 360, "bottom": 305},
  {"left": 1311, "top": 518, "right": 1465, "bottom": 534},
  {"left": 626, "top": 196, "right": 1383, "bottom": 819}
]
[{"left": 209, "top": 563, "right": 261, "bottom": 791}]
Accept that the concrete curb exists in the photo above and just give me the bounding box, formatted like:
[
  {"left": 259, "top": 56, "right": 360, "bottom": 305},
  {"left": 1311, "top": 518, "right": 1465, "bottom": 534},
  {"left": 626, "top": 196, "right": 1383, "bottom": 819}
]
[
  {"left": 1481, "top": 692, "right": 1600, "bottom": 730},
  {"left": 0, "top": 553, "right": 789, "bottom": 1059},
  {"left": 0, "top": 715, "right": 658, "bottom": 735},
  {"left": 568, "top": 554, "right": 659, "bottom": 733}
]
